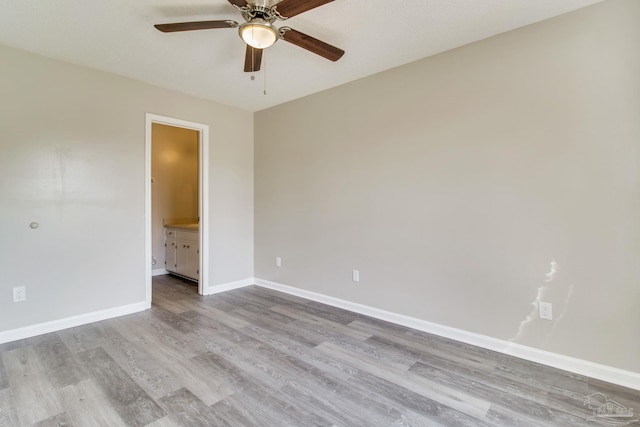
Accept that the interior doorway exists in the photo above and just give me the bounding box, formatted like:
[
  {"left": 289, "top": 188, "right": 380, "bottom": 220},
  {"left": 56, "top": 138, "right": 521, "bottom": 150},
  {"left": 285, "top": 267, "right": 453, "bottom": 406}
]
[{"left": 145, "top": 114, "right": 210, "bottom": 307}]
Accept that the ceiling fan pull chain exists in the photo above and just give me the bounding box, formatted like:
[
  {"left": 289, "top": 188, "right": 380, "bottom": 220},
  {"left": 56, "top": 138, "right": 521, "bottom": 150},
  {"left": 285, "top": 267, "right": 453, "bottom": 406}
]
[{"left": 263, "top": 54, "right": 267, "bottom": 95}]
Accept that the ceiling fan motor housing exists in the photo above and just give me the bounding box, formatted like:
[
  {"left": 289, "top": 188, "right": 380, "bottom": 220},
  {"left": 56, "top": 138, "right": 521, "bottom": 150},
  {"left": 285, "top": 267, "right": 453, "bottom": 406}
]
[{"left": 239, "top": 4, "right": 279, "bottom": 23}]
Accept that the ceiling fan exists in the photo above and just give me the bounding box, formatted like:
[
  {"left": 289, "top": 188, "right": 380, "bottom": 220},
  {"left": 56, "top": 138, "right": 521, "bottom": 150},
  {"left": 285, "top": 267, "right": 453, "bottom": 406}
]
[{"left": 154, "top": 0, "right": 345, "bottom": 72}]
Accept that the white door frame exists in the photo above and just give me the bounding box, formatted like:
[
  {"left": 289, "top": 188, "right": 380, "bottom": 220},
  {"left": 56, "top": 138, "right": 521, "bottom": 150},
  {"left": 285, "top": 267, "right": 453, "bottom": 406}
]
[{"left": 145, "top": 113, "right": 210, "bottom": 306}]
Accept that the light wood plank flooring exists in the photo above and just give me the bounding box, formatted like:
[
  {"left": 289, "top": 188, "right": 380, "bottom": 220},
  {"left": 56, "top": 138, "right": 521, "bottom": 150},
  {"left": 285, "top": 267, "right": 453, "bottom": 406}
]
[{"left": 0, "top": 274, "right": 638, "bottom": 426}]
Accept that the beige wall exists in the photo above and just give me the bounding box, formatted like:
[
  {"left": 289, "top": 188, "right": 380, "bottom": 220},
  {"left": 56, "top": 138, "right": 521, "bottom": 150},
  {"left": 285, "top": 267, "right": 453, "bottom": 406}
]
[
  {"left": 151, "top": 124, "right": 199, "bottom": 271},
  {"left": 0, "top": 44, "right": 253, "bottom": 332},
  {"left": 255, "top": 0, "right": 640, "bottom": 373}
]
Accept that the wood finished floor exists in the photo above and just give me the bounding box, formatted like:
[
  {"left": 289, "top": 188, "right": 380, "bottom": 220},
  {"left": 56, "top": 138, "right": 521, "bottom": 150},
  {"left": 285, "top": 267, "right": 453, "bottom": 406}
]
[{"left": 0, "top": 275, "right": 638, "bottom": 426}]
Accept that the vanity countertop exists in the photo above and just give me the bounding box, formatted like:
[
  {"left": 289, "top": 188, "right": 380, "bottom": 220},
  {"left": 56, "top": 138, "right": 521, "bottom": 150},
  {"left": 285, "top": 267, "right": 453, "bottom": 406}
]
[{"left": 164, "top": 223, "right": 199, "bottom": 231}]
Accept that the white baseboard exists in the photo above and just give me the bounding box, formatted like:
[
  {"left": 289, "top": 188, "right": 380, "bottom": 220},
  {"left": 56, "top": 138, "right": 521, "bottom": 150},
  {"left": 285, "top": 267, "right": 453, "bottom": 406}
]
[
  {"left": 0, "top": 301, "right": 148, "bottom": 345},
  {"left": 205, "top": 278, "right": 255, "bottom": 295},
  {"left": 254, "top": 278, "right": 640, "bottom": 391},
  {"left": 152, "top": 268, "right": 169, "bottom": 276}
]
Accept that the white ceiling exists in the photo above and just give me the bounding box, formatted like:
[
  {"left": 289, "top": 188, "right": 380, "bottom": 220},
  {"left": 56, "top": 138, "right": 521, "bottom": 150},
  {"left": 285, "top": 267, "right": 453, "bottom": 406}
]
[{"left": 0, "top": 0, "right": 603, "bottom": 112}]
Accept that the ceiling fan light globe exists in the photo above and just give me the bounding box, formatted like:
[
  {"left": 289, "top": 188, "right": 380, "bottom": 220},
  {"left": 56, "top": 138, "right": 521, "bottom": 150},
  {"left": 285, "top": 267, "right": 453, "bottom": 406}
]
[{"left": 239, "top": 20, "right": 277, "bottom": 49}]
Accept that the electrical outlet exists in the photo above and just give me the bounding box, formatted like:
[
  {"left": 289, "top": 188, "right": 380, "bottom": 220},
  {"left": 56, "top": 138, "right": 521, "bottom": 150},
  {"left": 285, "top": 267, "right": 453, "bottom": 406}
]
[
  {"left": 13, "top": 286, "right": 26, "bottom": 303},
  {"left": 539, "top": 302, "right": 552, "bottom": 320},
  {"left": 276, "top": 256, "right": 282, "bottom": 268},
  {"left": 352, "top": 270, "right": 360, "bottom": 282}
]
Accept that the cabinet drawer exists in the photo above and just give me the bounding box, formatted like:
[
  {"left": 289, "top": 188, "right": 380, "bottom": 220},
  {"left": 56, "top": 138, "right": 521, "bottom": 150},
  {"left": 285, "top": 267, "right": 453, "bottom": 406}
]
[
  {"left": 165, "top": 228, "right": 177, "bottom": 239},
  {"left": 176, "top": 230, "right": 199, "bottom": 242}
]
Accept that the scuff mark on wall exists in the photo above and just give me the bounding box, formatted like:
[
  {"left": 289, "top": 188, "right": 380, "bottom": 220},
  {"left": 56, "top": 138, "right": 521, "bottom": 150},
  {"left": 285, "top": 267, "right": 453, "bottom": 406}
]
[{"left": 509, "top": 259, "right": 556, "bottom": 343}]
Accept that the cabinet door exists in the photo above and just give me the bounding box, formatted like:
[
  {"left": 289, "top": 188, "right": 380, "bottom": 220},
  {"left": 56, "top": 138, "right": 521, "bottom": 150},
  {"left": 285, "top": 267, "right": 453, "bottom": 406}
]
[
  {"left": 184, "top": 243, "right": 200, "bottom": 280},
  {"left": 165, "top": 238, "right": 177, "bottom": 273},
  {"left": 176, "top": 240, "right": 198, "bottom": 280}
]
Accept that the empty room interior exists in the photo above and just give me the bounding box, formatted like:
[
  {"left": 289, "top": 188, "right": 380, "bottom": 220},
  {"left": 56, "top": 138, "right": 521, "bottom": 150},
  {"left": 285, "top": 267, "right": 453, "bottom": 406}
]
[{"left": 1, "top": 0, "right": 639, "bottom": 425}]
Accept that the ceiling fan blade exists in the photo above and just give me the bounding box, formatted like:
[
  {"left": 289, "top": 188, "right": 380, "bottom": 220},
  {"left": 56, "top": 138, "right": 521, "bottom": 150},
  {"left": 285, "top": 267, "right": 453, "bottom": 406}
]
[
  {"left": 154, "top": 20, "right": 238, "bottom": 33},
  {"left": 274, "top": 0, "right": 334, "bottom": 18},
  {"left": 244, "top": 46, "right": 263, "bottom": 72},
  {"left": 280, "top": 28, "right": 344, "bottom": 62},
  {"left": 227, "top": 0, "right": 249, "bottom": 7}
]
